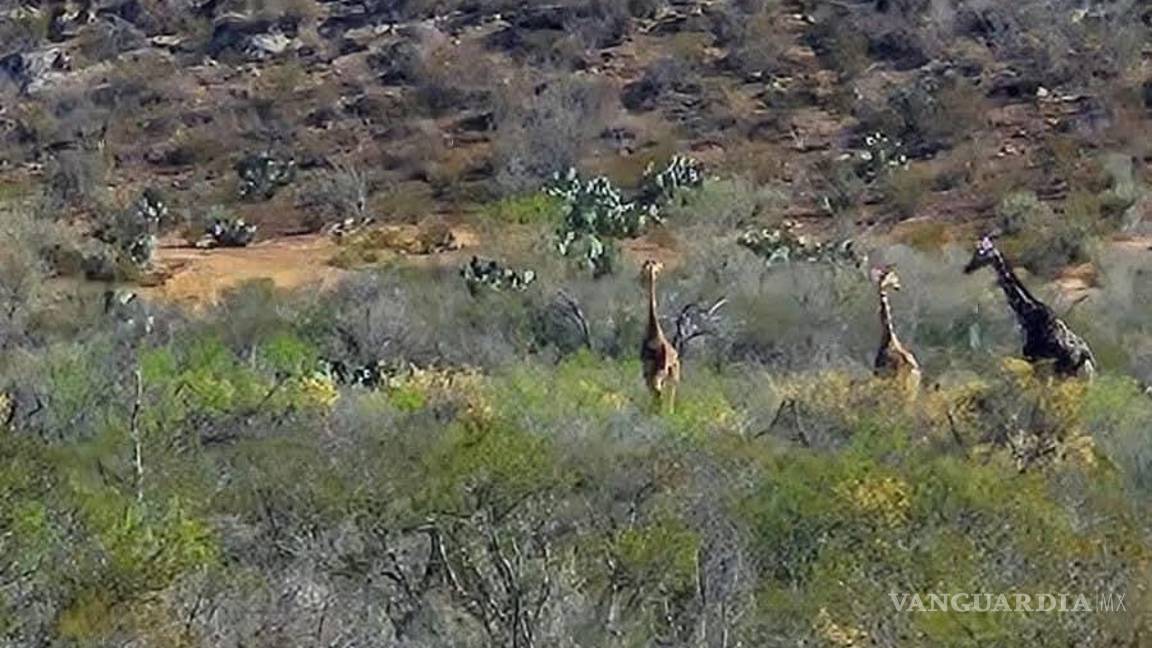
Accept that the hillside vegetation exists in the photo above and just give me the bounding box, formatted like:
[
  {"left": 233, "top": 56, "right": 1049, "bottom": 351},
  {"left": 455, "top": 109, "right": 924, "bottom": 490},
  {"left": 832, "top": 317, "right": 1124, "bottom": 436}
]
[
  {"left": 4, "top": 230, "right": 1152, "bottom": 645},
  {"left": 2, "top": 0, "right": 1152, "bottom": 646}
]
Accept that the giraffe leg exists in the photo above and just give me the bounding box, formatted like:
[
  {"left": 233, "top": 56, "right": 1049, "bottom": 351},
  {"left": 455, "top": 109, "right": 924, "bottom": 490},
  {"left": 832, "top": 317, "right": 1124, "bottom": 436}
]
[
  {"left": 647, "top": 379, "right": 662, "bottom": 415},
  {"left": 1079, "top": 359, "right": 1096, "bottom": 382}
]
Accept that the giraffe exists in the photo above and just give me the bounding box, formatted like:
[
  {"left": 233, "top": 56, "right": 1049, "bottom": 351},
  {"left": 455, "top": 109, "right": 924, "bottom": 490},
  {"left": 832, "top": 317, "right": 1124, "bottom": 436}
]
[
  {"left": 640, "top": 260, "right": 680, "bottom": 413},
  {"left": 963, "top": 236, "right": 1096, "bottom": 380},
  {"left": 872, "top": 264, "right": 922, "bottom": 395}
]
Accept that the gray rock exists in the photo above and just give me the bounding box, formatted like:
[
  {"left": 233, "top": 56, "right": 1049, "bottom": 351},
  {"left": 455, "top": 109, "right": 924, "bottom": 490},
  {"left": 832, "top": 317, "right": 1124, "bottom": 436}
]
[
  {"left": 0, "top": 47, "right": 72, "bottom": 94},
  {"left": 206, "top": 13, "right": 299, "bottom": 61}
]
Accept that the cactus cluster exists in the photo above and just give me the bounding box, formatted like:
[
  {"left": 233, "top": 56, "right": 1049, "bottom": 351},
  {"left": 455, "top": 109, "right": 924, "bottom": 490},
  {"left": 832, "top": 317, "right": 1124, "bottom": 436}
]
[
  {"left": 325, "top": 216, "right": 376, "bottom": 241},
  {"left": 855, "top": 132, "right": 908, "bottom": 182},
  {"left": 548, "top": 170, "right": 658, "bottom": 239},
  {"left": 319, "top": 359, "right": 388, "bottom": 389},
  {"left": 198, "top": 217, "right": 257, "bottom": 248},
  {"left": 123, "top": 233, "right": 155, "bottom": 266},
  {"left": 460, "top": 256, "right": 537, "bottom": 295},
  {"left": 547, "top": 170, "right": 654, "bottom": 276},
  {"left": 93, "top": 189, "right": 168, "bottom": 269},
  {"left": 133, "top": 188, "right": 169, "bottom": 227},
  {"left": 738, "top": 221, "right": 863, "bottom": 268},
  {"left": 640, "top": 154, "right": 704, "bottom": 205},
  {"left": 236, "top": 152, "right": 296, "bottom": 200},
  {"left": 547, "top": 155, "right": 703, "bottom": 277}
]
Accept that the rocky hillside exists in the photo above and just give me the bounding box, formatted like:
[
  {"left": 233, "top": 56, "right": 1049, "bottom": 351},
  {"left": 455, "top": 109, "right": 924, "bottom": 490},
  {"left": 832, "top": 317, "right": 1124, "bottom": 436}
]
[{"left": 1, "top": 0, "right": 1151, "bottom": 290}]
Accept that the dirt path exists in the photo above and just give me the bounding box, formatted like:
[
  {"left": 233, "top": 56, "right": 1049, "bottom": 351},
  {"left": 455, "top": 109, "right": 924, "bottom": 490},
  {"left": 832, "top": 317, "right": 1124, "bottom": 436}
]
[
  {"left": 141, "top": 234, "right": 350, "bottom": 308},
  {"left": 141, "top": 224, "right": 482, "bottom": 308},
  {"left": 138, "top": 224, "right": 1152, "bottom": 311},
  {"left": 1053, "top": 235, "right": 1152, "bottom": 303}
]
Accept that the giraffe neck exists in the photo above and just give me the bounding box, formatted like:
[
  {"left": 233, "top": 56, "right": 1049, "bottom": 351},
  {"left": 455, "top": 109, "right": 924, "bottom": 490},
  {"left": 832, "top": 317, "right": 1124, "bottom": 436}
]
[
  {"left": 878, "top": 288, "right": 896, "bottom": 346},
  {"left": 991, "top": 250, "right": 1046, "bottom": 320},
  {"left": 647, "top": 274, "right": 664, "bottom": 340}
]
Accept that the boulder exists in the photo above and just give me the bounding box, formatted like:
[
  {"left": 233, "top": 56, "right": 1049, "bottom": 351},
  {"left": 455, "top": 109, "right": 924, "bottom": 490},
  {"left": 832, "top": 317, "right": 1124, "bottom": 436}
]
[
  {"left": 867, "top": 30, "right": 929, "bottom": 71},
  {"left": 76, "top": 15, "right": 148, "bottom": 61},
  {"left": 149, "top": 34, "right": 188, "bottom": 52},
  {"left": 454, "top": 112, "right": 494, "bottom": 133},
  {"left": 248, "top": 32, "right": 293, "bottom": 58},
  {"left": 97, "top": 0, "right": 146, "bottom": 24},
  {"left": 0, "top": 47, "right": 72, "bottom": 93},
  {"left": 206, "top": 13, "right": 299, "bottom": 61},
  {"left": 621, "top": 77, "right": 662, "bottom": 111},
  {"left": 509, "top": 4, "right": 578, "bottom": 31},
  {"left": 367, "top": 40, "right": 422, "bottom": 85},
  {"left": 319, "top": 1, "right": 399, "bottom": 39}
]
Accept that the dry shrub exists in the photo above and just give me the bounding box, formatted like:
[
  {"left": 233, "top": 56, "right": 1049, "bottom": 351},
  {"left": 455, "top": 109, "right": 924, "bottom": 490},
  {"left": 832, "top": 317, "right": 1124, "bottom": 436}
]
[
  {"left": 723, "top": 10, "right": 790, "bottom": 79},
  {"left": 892, "top": 220, "right": 952, "bottom": 252},
  {"left": 254, "top": 61, "right": 309, "bottom": 104},
  {"left": 329, "top": 223, "right": 459, "bottom": 268},
  {"left": 413, "top": 41, "right": 497, "bottom": 116},
  {"left": 372, "top": 180, "right": 437, "bottom": 221},
  {"left": 883, "top": 165, "right": 932, "bottom": 219},
  {"left": 494, "top": 74, "right": 613, "bottom": 194}
]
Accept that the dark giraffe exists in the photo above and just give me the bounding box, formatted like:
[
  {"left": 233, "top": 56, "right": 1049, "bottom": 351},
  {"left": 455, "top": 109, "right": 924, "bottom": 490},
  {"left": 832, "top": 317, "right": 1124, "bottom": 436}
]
[{"left": 963, "top": 236, "right": 1096, "bottom": 379}]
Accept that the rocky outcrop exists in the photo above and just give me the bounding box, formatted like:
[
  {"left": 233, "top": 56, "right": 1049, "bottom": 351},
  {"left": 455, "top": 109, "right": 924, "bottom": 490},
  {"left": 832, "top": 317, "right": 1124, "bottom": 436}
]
[
  {"left": 206, "top": 14, "right": 300, "bottom": 61},
  {"left": 0, "top": 47, "right": 72, "bottom": 94}
]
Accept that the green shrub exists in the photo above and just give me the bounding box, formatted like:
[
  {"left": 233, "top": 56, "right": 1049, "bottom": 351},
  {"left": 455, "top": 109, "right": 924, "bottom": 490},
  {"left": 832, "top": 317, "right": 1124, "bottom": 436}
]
[
  {"left": 997, "top": 191, "right": 1095, "bottom": 276},
  {"left": 4, "top": 229, "right": 1152, "bottom": 646},
  {"left": 1082, "top": 375, "right": 1152, "bottom": 494},
  {"left": 884, "top": 165, "right": 931, "bottom": 218},
  {"left": 480, "top": 192, "right": 563, "bottom": 225},
  {"left": 663, "top": 176, "right": 786, "bottom": 230}
]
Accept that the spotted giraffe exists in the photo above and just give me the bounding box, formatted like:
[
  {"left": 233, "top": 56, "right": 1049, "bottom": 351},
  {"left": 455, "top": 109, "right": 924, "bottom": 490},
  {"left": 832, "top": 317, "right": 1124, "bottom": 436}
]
[
  {"left": 872, "top": 265, "right": 922, "bottom": 395},
  {"left": 640, "top": 260, "right": 680, "bottom": 413},
  {"left": 963, "top": 236, "right": 1096, "bottom": 379}
]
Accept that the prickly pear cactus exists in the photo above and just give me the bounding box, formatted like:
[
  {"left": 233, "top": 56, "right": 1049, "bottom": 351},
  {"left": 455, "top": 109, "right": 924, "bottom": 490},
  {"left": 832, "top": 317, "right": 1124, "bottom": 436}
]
[
  {"left": 134, "top": 188, "right": 168, "bottom": 226},
  {"left": 738, "top": 220, "right": 863, "bottom": 268},
  {"left": 92, "top": 189, "right": 167, "bottom": 269},
  {"left": 854, "top": 132, "right": 908, "bottom": 182},
  {"left": 202, "top": 216, "right": 258, "bottom": 248},
  {"left": 236, "top": 152, "right": 296, "bottom": 200},
  {"left": 640, "top": 154, "right": 704, "bottom": 205},
  {"left": 548, "top": 169, "right": 657, "bottom": 238},
  {"left": 460, "top": 256, "right": 537, "bottom": 295},
  {"left": 546, "top": 156, "right": 703, "bottom": 277},
  {"left": 548, "top": 168, "right": 655, "bottom": 276}
]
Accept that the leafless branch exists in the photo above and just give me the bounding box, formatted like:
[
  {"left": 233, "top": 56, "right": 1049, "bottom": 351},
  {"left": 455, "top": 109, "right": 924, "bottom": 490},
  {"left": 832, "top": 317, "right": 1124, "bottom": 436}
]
[
  {"left": 555, "top": 290, "right": 592, "bottom": 351},
  {"left": 757, "top": 398, "right": 809, "bottom": 447},
  {"left": 129, "top": 366, "right": 144, "bottom": 502},
  {"left": 673, "top": 296, "right": 727, "bottom": 357}
]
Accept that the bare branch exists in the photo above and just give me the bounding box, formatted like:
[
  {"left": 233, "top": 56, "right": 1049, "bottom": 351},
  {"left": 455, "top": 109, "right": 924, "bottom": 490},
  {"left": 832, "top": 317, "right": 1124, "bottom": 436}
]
[
  {"left": 129, "top": 366, "right": 144, "bottom": 502},
  {"left": 555, "top": 290, "right": 592, "bottom": 351},
  {"left": 673, "top": 296, "right": 727, "bottom": 357}
]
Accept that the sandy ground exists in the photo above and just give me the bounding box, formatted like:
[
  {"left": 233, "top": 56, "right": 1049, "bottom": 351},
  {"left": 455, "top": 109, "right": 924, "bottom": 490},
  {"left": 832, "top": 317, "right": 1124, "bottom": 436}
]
[
  {"left": 1053, "top": 235, "right": 1152, "bottom": 303},
  {"left": 136, "top": 226, "right": 1152, "bottom": 310},
  {"left": 141, "top": 234, "right": 350, "bottom": 308},
  {"left": 140, "top": 224, "right": 483, "bottom": 308}
]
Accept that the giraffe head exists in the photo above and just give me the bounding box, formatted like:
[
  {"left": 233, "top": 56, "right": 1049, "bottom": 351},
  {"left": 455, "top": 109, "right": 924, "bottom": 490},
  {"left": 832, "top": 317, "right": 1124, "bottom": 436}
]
[
  {"left": 640, "top": 259, "right": 665, "bottom": 283},
  {"left": 871, "top": 264, "right": 901, "bottom": 291},
  {"left": 963, "top": 235, "right": 998, "bottom": 274}
]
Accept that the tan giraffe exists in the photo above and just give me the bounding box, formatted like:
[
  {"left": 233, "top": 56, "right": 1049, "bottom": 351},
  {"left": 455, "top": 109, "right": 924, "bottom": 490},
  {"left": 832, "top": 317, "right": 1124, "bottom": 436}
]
[
  {"left": 640, "top": 260, "right": 680, "bottom": 413},
  {"left": 872, "top": 265, "right": 922, "bottom": 396}
]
